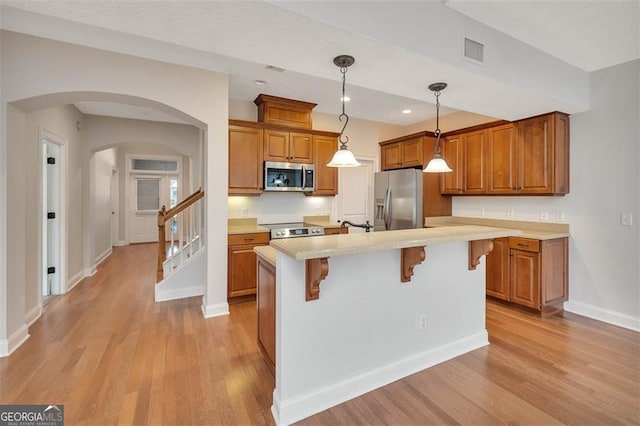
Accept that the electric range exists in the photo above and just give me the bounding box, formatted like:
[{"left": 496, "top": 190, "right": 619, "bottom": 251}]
[{"left": 261, "top": 222, "right": 325, "bottom": 239}]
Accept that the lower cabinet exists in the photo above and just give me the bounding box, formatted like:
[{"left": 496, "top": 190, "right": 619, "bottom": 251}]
[
  {"left": 227, "top": 232, "right": 269, "bottom": 299},
  {"left": 323, "top": 227, "right": 349, "bottom": 236},
  {"left": 257, "top": 256, "right": 276, "bottom": 376},
  {"left": 486, "top": 236, "right": 568, "bottom": 314}
]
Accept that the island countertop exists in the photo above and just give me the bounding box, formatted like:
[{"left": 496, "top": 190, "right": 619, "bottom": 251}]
[{"left": 270, "top": 225, "right": 522, "bottom": 260}]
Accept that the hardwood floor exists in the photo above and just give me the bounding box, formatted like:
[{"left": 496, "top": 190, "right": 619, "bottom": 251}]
[{"left": 0, "top": 243, "right": 638, "bottom": 425}]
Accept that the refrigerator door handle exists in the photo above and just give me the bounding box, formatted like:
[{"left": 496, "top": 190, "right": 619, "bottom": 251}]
[{"left": 384, "top": 188, "right": 392, "bottom": 230}]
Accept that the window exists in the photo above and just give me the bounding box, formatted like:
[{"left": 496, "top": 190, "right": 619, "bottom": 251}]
[
  {"left": 132, "top": 158, "right": 179, "bottom": 172},
  {"left": 136, "top": 178, "right": 160, "bottom": 211}
]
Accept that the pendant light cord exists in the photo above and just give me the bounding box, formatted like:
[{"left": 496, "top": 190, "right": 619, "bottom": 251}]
[
  {"left": 338, "top": 66, "right": 350, "bottom": 148},
  {"left": 433, "top": 89, "right": 442, "bottom": 154}
]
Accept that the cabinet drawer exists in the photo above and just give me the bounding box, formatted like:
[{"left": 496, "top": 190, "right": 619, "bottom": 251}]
[
  {"left": 228, "top": 232, "right": 269, "bottom": 246},
  {"left": 509, "top": 237, "right": 540, "bottom": 252}
]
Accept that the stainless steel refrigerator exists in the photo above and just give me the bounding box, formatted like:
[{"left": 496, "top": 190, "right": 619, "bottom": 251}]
[{"left": 374, "top": 169, "right": 423, "bottom": 231}]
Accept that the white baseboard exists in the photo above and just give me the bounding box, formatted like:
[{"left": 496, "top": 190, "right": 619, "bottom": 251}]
[
  {"left": 564, "top": 301, "right": 640, "bottom": 332},
  {"left": 201, "top": 301, "right": 230, "bottom": 318},
  {"left": 67, "top": 270, "right": 85, "bottom": 291},
  {"left": 0, "top": 324, "right": 30, "bottom": 358},
  {"left": 94, "top": 247, "right": 112, "bottom": 266},
  {"left": 272, "top": 330, "right": 489, "bottom": 425},
  {"left": 116, "top": 240, "right": 128, "bottom": 247},
  {"left": 155, "top": 285, "right": 204, "bottom": 302},
  {"left": 25, "top": 305, "right": 42, "bottom": 327},
  {"left": 83, "top": 266, "right": 97, "bottom": 277}
]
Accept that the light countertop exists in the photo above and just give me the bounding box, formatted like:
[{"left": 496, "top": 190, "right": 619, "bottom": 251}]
[
  {"left": 228, "top": 217, "right": 270, "bottom": 235},
  {"left": 270, "top": 225, "right": 521, "bottom": 260},
  {"left": 425, "top": 217, "right": 570, "bottom": 240},
  {"left": 254, "top": 246, "right": 277, "bottom": 266},
  {"left": 303, "top": 215, "right": 342, "bottom": 229}
]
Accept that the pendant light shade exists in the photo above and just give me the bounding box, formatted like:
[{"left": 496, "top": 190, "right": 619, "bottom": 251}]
[
  {"left": 327, "top": 55, "right": 361, "bottom": 168},
  {"left": 423, "top": 82, "right": 452, "bottom": 174}
]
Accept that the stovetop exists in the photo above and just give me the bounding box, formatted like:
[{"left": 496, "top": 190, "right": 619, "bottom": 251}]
[{"left": 260, "top": 222, "right": 325, "bottom": 239}]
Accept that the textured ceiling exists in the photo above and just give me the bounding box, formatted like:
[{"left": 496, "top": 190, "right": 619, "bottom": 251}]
[{"left": 2, "top": 1, "right": 637, "bottom": 126}]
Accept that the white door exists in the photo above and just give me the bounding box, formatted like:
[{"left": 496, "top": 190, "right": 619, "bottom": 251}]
[
  {"left": 128, "top": 174, "right": 178, "bottom": 243},
  {"left": 42, "top": 141, "right": 61, "bottom": 296},
  {"left": 338, "top": 158, "right": 375, "bottom": 233}
]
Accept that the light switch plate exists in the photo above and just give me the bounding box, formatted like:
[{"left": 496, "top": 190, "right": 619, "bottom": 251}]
[{"left": 621, "top": 213, "right": 633, "bottom": 226}]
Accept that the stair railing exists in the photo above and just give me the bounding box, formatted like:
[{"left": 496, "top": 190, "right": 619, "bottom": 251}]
[{"left": 157, "top": 187, "right": 204, "bottom": 282}]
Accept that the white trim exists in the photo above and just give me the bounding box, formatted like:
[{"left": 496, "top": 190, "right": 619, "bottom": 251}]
[
  {"left": 67, "top": 270, "right": 85, "bottom": 291},
  {"left": 564, "top": 301, "right": 640, "bottom": 332},
  {"left": 116, "top": 240, "right": 129, "bottom": 247},
  {"left": 272, "top": 331, "right": 489, "bottom": 426},
  {"left": 156, "top": 285, "right": 204, "bottom": 302},
  {"left": 0, "top": 324, "right": 30, "bottom": 358},
  {"left": 84, "top": 266, "right": 97, "bottom": 278},
  {"left": 25, "top": 305, "right": 42, "bottom": 327},
  {"left": 94, "top": 247, "right": 112, "bottom": 266},
  {"left": 201, "top": 301, "right": 230, "bottom": 318}
]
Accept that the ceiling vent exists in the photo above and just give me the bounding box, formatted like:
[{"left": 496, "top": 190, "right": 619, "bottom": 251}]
[
  {"left": 265, "top": 65, "right": 285, "bottom": 73},
  {"left": 464, "top": 38, "right": 485, "bottom": 63}
]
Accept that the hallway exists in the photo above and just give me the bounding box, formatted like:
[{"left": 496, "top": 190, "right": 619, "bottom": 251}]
[{"left": 0, "top": 244, "right": 638, "bottom": 425}]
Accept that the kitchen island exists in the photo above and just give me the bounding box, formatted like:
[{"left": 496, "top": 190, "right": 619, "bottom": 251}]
[{"left": 258, "top": 225, "right": 521, "bottom": 425}]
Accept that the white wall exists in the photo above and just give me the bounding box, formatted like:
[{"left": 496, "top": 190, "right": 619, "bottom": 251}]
[
  {"left": 454, "top": 59, "right": 640, "bottom": 324},
  {"left": 93, "top": 148, "right": 116, "bottom": 261},
  {"left": 1, "top": 30, "right": 229, "bottom": 352}
]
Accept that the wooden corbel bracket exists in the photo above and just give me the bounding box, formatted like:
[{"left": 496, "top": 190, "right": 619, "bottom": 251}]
[
  {"left": 305, "top": 257, "right": 329, "bottom": 301},
  {"left": 468, "top": 239, "right": 494, "bottom": 270},
  {"left": 401, "top": 246, "right": 426, "bottom": 282}
]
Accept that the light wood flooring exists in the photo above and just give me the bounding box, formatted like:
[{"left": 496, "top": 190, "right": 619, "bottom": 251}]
[{"left": 0, "top": 243, "right": 638, "bottom": 425}]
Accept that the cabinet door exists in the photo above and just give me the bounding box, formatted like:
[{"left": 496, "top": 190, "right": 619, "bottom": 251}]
[
  {"left": 401, "top": 137, "right": 423, "bottom": 167},
  {"left": 264, "top": 130, "right": 290, "bottom": 162},
  {"left": 381, "top": 143, "right": 403, "bottom": 170},
  {"left": 440, "top": 136, "right": 463, "bottom": 194},
  {"left": 324, "top": 227, "right": 348, "bottom": 235},
  {"left": 311, "top": 135, "right": 338, "bottom": 195},
  {"left": 289, "top": 132, "right": 314, "bottom": 163},
  {"left": 257, "top": 257, "right": 276, "bottom": 374},
  {"left": 540, "top": 238, "right": 568, "bottom": 307},
  {"left": 517, "top": 115, "right": 554, "bottom": 194},
  {"left": 228, "top": 244, "right": 261, "bottom": 297},
  {"left": 487, "top": 124, "right": 517, "bottom": 194},
  {"left": 486, "top": 237, "right": 509, "bottom": 300},
  {"left": 229, "top": 125, "right": 263, "bottom": 195},
  {"left": 463, "top": 130, "right": 488, "bottom": 194},
  {"left": 509, "top": 249, "right": 540, "bottom": 309}
]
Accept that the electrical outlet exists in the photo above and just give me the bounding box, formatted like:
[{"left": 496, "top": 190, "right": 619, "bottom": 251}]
[
  {"left": 540, "top": 211, "right": 549, "bottom": 221},
  {"left": 240, "top": 207, "right": 248, "bottom": 217},
  {"left": 621, "top": 213, "right": 633, "bottom": 226},
  {"left": 507, "top": 209, "right": 514, "bottom": 219},
  {"left": 417, "top": 314, "right": 428, "bottom": 330},
  {"left": 557, "top": 211, "right": 566, "bottom": 222}
]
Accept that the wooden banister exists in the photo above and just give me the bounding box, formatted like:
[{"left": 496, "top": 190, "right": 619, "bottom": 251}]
[{"left": 157, "top": 187, "right": 204, "bottom": 282}]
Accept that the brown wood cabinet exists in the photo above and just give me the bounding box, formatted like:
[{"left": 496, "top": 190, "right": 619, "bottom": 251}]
[
  {"left": 263, "top": 129, "right": 314, "bottom": 163},
  {"left": 227, "top": 232, "right": 269, "bottom": 299},
  {"left": 228, "top": 122, "right": 263, "bottom": 195},
  {"left": 323, "top": 227, "right": 348, "bottom": 235},
  {"left": 257, "top": 256, "right": 276, "bottom": 376},
  {"left": 310, "top": 135, "right": 338, "bottom": 196},
  {"left": 380, "top": 136, "right": 423, "bottom": 170},
  {"left": 485, "top": 236, "right": 568, "bottom": 314},
  {"left": 463, "top": 130, "right": 488, "bottom": 194},
  {"left": 254, "top": 94, "right": 316, "bottom": 130},
  {"left": 440, "top": 135, "right": 464, "bottom": 194},
  {"left": 487, "top": 124, "right": 517, "bottom": 194}
]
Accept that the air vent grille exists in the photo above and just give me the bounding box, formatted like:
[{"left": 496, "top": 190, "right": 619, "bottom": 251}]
[{"left": 464, "top": 38, "right": 484, "bottom": 63}]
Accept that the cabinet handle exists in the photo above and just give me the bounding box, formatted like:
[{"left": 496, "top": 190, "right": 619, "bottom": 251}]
[
  {"left": 244, "top": 238, "right": 255, "bottom": 242},
  {"left": 517, "top": 243, "right": 529, "bottom": 247}
]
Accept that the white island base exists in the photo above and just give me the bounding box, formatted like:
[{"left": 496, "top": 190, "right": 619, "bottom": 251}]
[{"left": 269, "top": 226, "right": 520, "bottom": 425}]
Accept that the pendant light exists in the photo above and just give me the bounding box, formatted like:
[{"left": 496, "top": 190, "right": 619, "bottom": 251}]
[
  {"left": 424, "top": 82, "right": 453, "bottom": 173},
  {"left": 327, "top": 55, "right": 361, "bottom": 167}
]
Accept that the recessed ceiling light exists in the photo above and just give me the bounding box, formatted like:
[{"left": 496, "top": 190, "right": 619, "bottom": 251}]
[
  {"left": 254, "top": 79, "right": 268, "bottom": 86},
  {"left": 340, "top": 96, "right": 351, "bottom": 102},
  {"left": 402, "top": 109, "right": 412, "bottom": 114}
]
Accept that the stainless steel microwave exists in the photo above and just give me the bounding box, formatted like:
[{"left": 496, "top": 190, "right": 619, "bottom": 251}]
[{"left": 264, "top": 161, "right": 315, "bottom": 192}]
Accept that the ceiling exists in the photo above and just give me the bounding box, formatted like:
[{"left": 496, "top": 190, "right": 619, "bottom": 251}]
[{"left": 2, "top": 1, "right": 638, "bottom": 127}]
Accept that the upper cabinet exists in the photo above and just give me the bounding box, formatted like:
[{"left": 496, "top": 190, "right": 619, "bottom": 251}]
[
  {"left": 380, "top": 136, "right": 423, "bottom": 170},
  {"left": 310, "top": 135, "right": 338, "bottom": 196},
  {"left": 443, "top": 113, "right": 568, "bottom": 196},
  {"left": 263, "top": 130, "right": 314, "bottom": 163},
  {"left": 229, "top": 121, "right": 263, "bottom": 195},
  {"left": 254, "top": 94, "right": 316, "bottom": 130}
]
